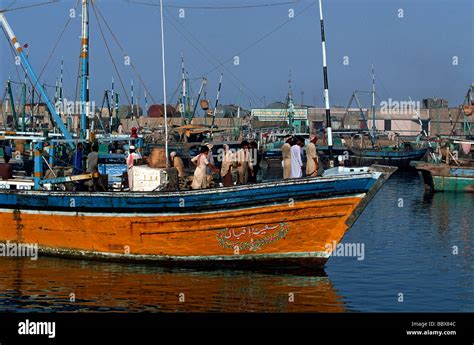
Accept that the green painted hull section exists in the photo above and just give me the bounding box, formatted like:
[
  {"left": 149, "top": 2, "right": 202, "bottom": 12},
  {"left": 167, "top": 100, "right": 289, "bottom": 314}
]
[{"left": 432, "top": 176, "right": 474, "bottom": 192}]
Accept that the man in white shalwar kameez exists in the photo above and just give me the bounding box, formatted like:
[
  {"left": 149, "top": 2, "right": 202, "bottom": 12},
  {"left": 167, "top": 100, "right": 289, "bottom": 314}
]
[
  {"left": 290, "top": 137, "right": 304, "bottom": 178},
  {"left": 191, "top": 146, "right": 219, "bottom": 190}
]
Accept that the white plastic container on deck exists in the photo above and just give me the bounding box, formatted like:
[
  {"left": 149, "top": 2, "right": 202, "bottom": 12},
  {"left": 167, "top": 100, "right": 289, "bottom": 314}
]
[{"left": 130, "top": 166, "right": 167, "bottom": 192}]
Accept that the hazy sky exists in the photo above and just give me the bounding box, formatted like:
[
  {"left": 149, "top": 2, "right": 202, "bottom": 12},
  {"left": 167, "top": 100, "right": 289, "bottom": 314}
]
[{"left": 0, "top": 0, "right": 472, "bottom": 111}]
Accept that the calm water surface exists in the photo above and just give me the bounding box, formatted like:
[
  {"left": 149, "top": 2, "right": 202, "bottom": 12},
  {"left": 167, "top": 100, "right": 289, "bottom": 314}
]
[{"left": 0, "top": 171, "right": 472, "bottom": 312}]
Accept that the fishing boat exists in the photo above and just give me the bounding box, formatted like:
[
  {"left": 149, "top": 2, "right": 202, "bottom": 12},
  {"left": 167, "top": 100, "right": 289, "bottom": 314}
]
[
  {"left": 411, "top": 137, "right": 473, "bottom": 192},
  {"left": 335, "top": 67, "right": 429, "bottom": 168},
  {"left": 412, "top": 161, "right": 474, "bottom": 192},
  {"left": 0, "top": 165, "right": 395, "bottom": 268},
  {"left": 351, "top": 143, "right": 428, "bottom": 168},
  {"left": 0, "top": 1, "right": 396, "bottom": 269},
  {"left": 411, "top": 85, "right": 474, "bottom": 192}
]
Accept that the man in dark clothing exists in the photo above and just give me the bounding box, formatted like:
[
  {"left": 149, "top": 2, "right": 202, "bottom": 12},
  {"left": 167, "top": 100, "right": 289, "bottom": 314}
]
[
  {"left": 84, "top": 143, "right": 100, "bottom": 191},
  {"left": 248, "top": 141, "right": 261, "bottom": 183},
  {"left": 0, "top": 156, "right": 13, "bottom": 180},
  {"left": 86, "top": 143, "right": 99, "bottom": 173},
  {"left": 4, "top": 141, "right": 12, "bottom": 159},
  {"left": 72, "top": 143, "right": 84, "bottom": 175}
]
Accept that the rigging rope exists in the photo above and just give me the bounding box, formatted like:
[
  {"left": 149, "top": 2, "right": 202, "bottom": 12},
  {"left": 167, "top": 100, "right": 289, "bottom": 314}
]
[
  {"left": 90, "top": 1, "right": 132, "bottom": 107},
  {"left": 92, "top": 2, "right": 157, "bottom": 105},
  {"left": 37, "top": 0, "right": 79, "bottom": 83},
  {"left": 0, "top": 0, "right": 58, "bottom": 13},
  {"left": 163, "top": 9, "right": 262, "bottom": 107},
  {"left": 132, "top": 0, "right": 313, "bottom": 107},
  {"left": 127, "top": 0, "right": 299, "bottom": 10},
  {"left": 200, "top": 1, "right": 315, "bottom": 77}
]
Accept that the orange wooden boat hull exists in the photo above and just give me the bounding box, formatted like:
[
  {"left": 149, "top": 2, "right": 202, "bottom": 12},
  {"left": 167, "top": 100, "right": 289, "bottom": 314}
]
[{"left": 0, "top": 194, "right": 364, "bottom": 268}]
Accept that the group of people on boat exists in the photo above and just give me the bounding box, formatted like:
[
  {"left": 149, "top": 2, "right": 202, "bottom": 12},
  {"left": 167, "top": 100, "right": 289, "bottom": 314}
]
[
  {"left": 281, "top": 134, "right": 320, "bottom": 179},
  {"left": 179, "top": 135, "right": 319, "bottom": 190},
  {"left": 167, "top": 140, "right": 262, "bottom": 190}
]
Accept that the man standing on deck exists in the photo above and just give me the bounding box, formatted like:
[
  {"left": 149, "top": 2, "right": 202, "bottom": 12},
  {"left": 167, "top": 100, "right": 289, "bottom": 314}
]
[
  {"left": 306, "top": 134, "right": 320, "bottom": 177},
  {"left": 86, "top": 143, "right": 99, "bottom": 174},
  {"left": 236, "top": 140, "right": 252, "bottom": 185},
  {"left": 248, "top": 141, "right": 260, "bottom": 183},
  {"left": 85, "top": 143, "right": 99, "bottom": 191},
  {"left": 191, "top": 146, "right": 219, "bottom": 190},
  {"left": 72, "top": 142, "right": 84, "bottom": 175},
  {"left": 281, "top": 137, "right": 293, "bottom": 179},
  {"left": 127, "top": 146, "right": 141, "bottom": 170},
  {"left": 170, "top": 151, "right": 185, "bottom": 178},
  {"left": 290, "top": 136, "right": 304, "bottom": 178},
  {"left": 4, "top": 140, "right": 12, "bottom": 159},
  {"left": 0, "top": 155, "right": 13, "bottom": 180},
  {"left": 221, "top": 144, "right": 234, "bottom": 187},
  {"left": 204, "top": 143, "right": 215, "bottom": 185},
  {"left": 127, "top": 145, "right": 141, "bottom": 191}
]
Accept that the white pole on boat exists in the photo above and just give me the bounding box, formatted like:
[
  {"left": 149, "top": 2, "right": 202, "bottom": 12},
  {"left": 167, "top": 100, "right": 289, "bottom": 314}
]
[
  {"left": 181, "top": 51, "right": 186, "bottom": 123},
  {"left": 318, "top": 0, "right": 334, "bottom": 166},
  {"left": 160, "top": 0, "right": 169, "bottom": 168},
  {"left": 144, "top": 90, "right": 148, "bottom": 117}
]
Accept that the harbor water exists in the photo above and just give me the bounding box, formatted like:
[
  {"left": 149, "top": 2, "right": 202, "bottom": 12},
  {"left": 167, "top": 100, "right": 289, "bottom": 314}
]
[{"left": 0, "top": 171, "right": 472, "bottom": 312}]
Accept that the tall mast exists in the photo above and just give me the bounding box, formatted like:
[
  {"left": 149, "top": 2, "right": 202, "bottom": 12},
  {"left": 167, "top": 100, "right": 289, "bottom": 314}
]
[
  {"left": 111, "top": 77, "right": 119, "bottom": 126},
  {"left": 54, "top": 78, "right": 59, "bottom": 104},
  {"left": 130, "top": 79, "right": 134, "bottom": 117},
  {"left": 287, "top": 69, "right": 294, "bottom": 134},
  {"left": 160, "top": 0, "right": 169, "bottom": 168},
  {"left": 191, "top": 77, "right": 207, "bottom": 120},
  {"left": 180, "top": 51, "right": 187, "bottom": 124},
  {"left": 210, "top": 73, "right": 223, "bottom": 138},
  {"left": 21, "top": 79, "right": 26, "bottom": 132},
  {"left": 371, "top": 64, "right": 376, "bottom": 137},
  {"left": 80, "top": 0, "right": 90, "bottom": 140},
  {"left": 111, "top": 77, "right": 115, "bottom": 125},
  {"left": 144, "top": 90, "right": 148, "bottom": 117},
  {"left": 7, "top": 78, "right": 18, "bottom": 130},
  {"left": 59, "top": 57, "right": 64, "bottom": 101},
  {"left": 318, "top": 0, "right": 333, "bottom": 164},
  {"left": 23, "top": 48, "right": 28, "bottom": 131}
]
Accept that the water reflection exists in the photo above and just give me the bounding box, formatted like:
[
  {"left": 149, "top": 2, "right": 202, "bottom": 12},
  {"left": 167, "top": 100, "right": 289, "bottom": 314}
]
[{"left": 0, "top": 257, "right": 345, "bottom": 312}]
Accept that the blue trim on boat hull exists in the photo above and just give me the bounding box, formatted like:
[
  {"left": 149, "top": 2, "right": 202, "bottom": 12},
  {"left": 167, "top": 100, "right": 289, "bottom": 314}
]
[{"left": 0, "top": 175, "right": 377, "bottom": 213}]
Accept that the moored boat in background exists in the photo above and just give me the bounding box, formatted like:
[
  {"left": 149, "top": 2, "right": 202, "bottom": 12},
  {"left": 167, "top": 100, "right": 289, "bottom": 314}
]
[
  {"left": 411, "top": 138, "right": 473, "bottom": 192},
  {"left": 351, "top": 144, "right": 428, "bottom": 168},
  {"left": 412, "top": 161, "right": 474, "bottom": 192}
]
